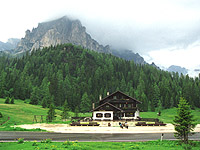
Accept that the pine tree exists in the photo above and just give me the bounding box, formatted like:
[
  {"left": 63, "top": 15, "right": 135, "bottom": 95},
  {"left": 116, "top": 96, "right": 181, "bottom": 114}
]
[
  {"left": 47, "top": 103, "right": 56, "bottom": 122},
  {"left": 74, "top": 106, "right": 79, "bottom": 117},
  {"left": 30, "top": 87, "right": 41, "bottom": 105},
  {"left": 62, "top": 100, "right": 69, "bottom": 120},
  {"left": 152, "top": 83, "right": 160, "bottom": 108},
  {"left": 80, "top": 92, "right": 91, "bottom": 113},
  {"left": 41, "top": 98, "right": 47, "bottom": 108},
  {"left": 4, "top": 97, "right": 10, "bottom": 104},
  {"left": 173, "top": 97, "right": 196, "bottom": 144},
  {"left": 10, "top": 97, "right": 14, "bottom": 104}
]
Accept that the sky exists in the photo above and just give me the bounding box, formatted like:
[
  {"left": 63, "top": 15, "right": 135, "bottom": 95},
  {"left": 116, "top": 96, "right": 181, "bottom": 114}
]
[{"left": 1, "top": 0, "right": 200, "bottom": 75}]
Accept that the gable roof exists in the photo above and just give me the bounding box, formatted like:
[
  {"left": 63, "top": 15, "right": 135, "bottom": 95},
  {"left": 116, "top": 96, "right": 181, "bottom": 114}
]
[
  {"left": 100, "top": 90, "right": 142, "bottom": 104},
  {"left": 93, "top": 102, "right": 123, "bottom": 112}
]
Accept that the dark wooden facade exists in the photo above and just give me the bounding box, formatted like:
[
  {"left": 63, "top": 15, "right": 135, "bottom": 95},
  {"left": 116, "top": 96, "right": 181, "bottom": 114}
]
[{"left": 93, "top": 91, "right": 142, "bottom": 120}]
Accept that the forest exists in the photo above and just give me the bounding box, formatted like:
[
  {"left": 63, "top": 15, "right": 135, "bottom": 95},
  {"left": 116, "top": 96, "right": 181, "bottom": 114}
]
[{"left": 0, "top": 43, "right": 200, "bottom": 112}]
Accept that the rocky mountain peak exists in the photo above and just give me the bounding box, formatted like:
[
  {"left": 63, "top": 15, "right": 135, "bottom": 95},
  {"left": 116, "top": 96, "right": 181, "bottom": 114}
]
[
  {"left": 0, "top": 38, "right": 20, "bottom": 51},
  {"left": 167, "top": 65, "right": 188, "bottom": 75},
  {"left": 12, "top": 16, "right": 147, "bottom": 65},
  {"left": 15, "top": 16, "right": 110, "bottom": 53}
]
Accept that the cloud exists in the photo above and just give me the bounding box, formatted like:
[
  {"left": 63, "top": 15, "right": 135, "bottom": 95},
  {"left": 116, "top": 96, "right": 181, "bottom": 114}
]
[{"left": 143, "top": 41, "right": 200, "bottom": 69}]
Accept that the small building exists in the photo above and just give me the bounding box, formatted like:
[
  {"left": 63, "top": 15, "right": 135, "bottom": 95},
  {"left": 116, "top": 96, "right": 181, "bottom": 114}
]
[{"left": 92, "top": 91, "right": 142, "bottom": 121}]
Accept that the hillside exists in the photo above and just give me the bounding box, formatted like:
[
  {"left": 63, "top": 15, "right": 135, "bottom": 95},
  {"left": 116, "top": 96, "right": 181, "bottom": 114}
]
[
  {"left": 0, "top": 99, "right": 61, "bottom": 126},
  {"left": 0, "top": 43, "right": 200, "bottom": 112}
]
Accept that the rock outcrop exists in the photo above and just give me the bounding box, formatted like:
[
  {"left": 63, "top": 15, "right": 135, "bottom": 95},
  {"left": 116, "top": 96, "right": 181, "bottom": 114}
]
[{"left": 15, "top": 16, "right": 110, "bottom": 53}]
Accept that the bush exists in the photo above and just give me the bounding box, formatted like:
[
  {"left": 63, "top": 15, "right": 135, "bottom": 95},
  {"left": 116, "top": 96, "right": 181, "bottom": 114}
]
[
  {"left": 32, "top": 140, "right": 38, "bottom": 146},
  {"left": 17, "top": 138, "right": 24, "bottom": 144},
  {"left": 63, "top": 140, "right": 72, "bottom": 145},
  {"left": 41, "top": 139, "right": 52, "bottom": 143}
]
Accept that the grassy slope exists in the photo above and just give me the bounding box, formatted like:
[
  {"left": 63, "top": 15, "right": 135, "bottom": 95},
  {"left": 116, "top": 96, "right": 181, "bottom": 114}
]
[
  {"left": 0, "top": 98, "right": 91, "bottom": 127},
  {"left": 0, "top": 98, "right": 62, "bottom": 127},
  {"left": 140, "top": 108, "right": 200, "bottom": 124}
]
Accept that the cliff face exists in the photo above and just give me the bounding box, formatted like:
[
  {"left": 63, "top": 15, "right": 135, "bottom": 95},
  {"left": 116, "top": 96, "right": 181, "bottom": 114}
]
[
  {"left": 14, "top": 16, "right": 148, "bottom": 65},
  {"left": 15, "top": 16, "right": 110, "bottom": 53}
]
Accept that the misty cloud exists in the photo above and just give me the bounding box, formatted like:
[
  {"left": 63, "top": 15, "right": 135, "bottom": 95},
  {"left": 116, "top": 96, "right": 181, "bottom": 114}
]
[{"left": 80, "top": 18, "right": 200, "bottom": 54}]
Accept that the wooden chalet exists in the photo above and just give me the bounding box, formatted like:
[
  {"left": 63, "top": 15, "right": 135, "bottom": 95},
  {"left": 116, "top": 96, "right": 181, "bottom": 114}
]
[{"left": 92, "top": 91, "right": 142, "bottom": 121}]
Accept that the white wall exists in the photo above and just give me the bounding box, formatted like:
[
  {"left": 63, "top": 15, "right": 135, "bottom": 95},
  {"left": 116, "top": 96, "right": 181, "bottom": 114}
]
[{"left": 93, "top": 111, "right": 113, "bottom": 121}]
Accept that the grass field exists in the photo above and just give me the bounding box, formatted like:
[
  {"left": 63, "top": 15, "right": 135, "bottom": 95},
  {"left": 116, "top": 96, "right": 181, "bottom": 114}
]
[
  {"left": 0, "top": 98, "right": 91, "bottom": 130},
  {"left": 0, "top": 140, "right": 200, "bottom": 150},
  {"left": 140, "top": 107, "right": 200, "bottom": 124}
]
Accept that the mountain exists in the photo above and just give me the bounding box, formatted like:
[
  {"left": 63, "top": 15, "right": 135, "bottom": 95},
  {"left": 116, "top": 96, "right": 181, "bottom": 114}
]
[
  {"left": 111, "top": 49, "right": 146, "bottom": 64},
  {"left": 0, "top": 38, "right": 20, "bottom": 51},
  {"left": 167, "top": 65, "right": 188, "bottom": 75},
  {"left": 14, "top": 16, "right": 146, "bottom": 64},
  {"left": 15, "top": 16, "right": 110, "bottom": 54}
]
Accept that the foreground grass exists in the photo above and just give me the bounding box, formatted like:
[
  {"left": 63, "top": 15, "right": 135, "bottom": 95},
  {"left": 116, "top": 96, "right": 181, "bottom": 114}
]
[{"left": 0, "top": 140, "right": 200, "bottom": 150}]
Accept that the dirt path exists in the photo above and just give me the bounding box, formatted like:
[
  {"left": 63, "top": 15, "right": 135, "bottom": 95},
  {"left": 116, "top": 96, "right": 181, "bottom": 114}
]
[{"left": 18, "top": 123, "right": 200, "bottom": 133}]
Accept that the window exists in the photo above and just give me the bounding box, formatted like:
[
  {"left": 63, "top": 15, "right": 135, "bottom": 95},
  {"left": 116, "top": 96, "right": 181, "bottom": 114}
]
[
  {"left": 104, "top": 113, "right": 111, "bottom": 118},
  {"left": 125, "top": 113, "right": 135, "bottom": 117},
  {"left": 113, "top": 96, "right": 117, "bottom": 99},
  {"left": 106, "top": 105, "right": 109, "bottom": 108},
  {"left": 96, "top": 113, "right": 103, "bottom": 118}
]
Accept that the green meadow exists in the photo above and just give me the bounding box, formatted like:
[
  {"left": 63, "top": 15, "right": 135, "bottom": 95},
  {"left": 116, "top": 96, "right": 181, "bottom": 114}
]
[
  {"left": 140, "top": 107, "right": 200, "bottom": 124},
  {"left": 0, "top": 98, "right": 90, "bottom": 130}
]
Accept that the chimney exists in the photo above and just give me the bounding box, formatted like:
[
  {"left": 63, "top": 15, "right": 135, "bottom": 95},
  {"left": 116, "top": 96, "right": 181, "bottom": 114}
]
[
  {"left": 99, "top": 95, "right": 102, "bottom": 101},
  {"left": 92, "top": 103, "right": 95, "bottom": 110},
  {"left": 107, "top": 92, "right": 109, "bottom": 96}
]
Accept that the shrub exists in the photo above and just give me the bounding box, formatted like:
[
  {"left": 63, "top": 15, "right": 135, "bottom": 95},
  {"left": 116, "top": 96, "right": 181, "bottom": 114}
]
[
  {"left": 17, "top": 138, "right": 24, "bottom": 144},
  {"left": 32, "top": 140, "right": 38, "bottom": 146},
  {"left": 63, "top": 140, "right": 72, "bottom": 145},
  {"left": 45, "top": 138, "right": 52, "bottom": 143},
  {"left": 41, "top": 139, "right": 52, "bottom": 143}
]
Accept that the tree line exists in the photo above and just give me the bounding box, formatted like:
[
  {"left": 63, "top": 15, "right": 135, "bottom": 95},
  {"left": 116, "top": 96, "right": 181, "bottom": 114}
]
[{"left": 0, "top": 43, "right": 200, "bottom": 112}]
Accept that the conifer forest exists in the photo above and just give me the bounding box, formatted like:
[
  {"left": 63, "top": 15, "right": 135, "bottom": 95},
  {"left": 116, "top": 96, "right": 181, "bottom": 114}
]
[{"left": 0, "top": 44, "right": 200, "bottom": 112}]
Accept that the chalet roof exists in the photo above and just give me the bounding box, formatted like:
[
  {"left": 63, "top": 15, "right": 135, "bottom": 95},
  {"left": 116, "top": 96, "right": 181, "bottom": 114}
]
[
  {"left": 100, "top": 90, "right": 142, "bottom": 104},
  {"left": 93, "top": 102, "right": 123, "bottom": 112}
]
